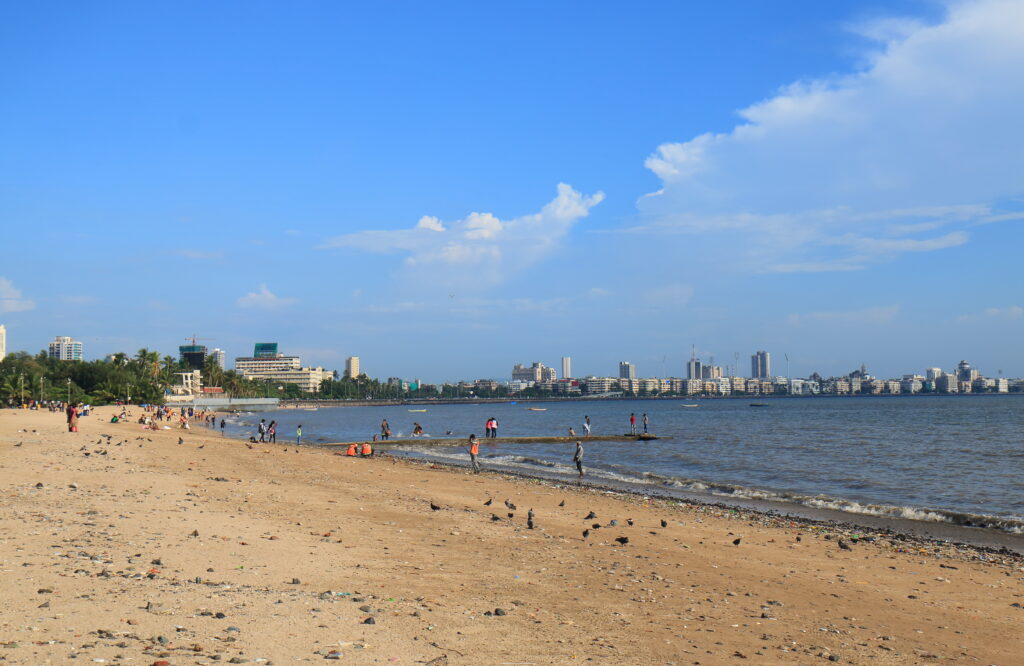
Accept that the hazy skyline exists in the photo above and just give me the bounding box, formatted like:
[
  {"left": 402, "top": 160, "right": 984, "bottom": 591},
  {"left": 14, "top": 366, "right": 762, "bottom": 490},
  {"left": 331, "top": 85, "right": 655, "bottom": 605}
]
[{"left": 2, "top": 1, "right": 1022, "bottom": 381}]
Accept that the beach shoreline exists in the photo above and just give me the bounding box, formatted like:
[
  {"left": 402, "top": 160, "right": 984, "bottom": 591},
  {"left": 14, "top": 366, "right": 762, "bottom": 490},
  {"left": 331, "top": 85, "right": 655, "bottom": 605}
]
[{"left": 2, "top": 405, "right": 1022, "bottom": 664}]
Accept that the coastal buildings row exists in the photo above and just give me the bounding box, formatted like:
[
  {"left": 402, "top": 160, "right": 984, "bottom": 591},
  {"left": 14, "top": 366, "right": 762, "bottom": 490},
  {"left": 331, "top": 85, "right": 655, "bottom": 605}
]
[{"left": 233, "top": 343, "right": 329, "bottom": 393}]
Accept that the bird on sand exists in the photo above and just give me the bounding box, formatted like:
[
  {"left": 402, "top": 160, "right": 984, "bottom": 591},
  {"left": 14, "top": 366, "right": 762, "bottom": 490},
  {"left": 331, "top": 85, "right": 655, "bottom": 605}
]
[
  {"left": 660, "top": 519, "right": 668, "bottom": 528},
  {"left": 838, "top": 539, "right": 852, "bottom": 551},
  {"left": 582, "top": 529, "right": 590, "bottom": 540},
  {"left": 504, "top": 499, "right": 517, "bottom": 510},
  {"left": 507, "top": 512, "right": 514, "bottom": 518},
  {"left": 585, "top": 511, "right": 597, "bottom": 520},
  {"left": 430, "top": 502, "right": 442, "bottom": 511},
  {"left": 483, "top": 498, "right": 492, "bottom": 506},
  {"left": 615, "top": 536, "right": 629, "bottom": 546},
  {"left": 527, "top": 509, "right": 535, "bottom": 530},
  {"left": 558, "top": 500, "right": 565, "bottom": 507},
  {"left": 490, "top": 514, "right": 501, "bottom": 522},
  {"left": 626, "top": 519, "right": 634, "bottom": 526},
  {"left": 732, "top": 537, "right": 742, "bottom": 546}
]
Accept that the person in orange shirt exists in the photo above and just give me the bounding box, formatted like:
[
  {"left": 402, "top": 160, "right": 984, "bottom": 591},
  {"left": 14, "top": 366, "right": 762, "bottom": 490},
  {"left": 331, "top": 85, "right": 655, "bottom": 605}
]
[
  {"left": 467, "top": 434, "right": 480, "bottom": 474},
  {"left": 361, "top": 441, "right": 373, "bottom": 457},
  {"left": 346, "top": 443, "right": 358, "bottom": 456}
]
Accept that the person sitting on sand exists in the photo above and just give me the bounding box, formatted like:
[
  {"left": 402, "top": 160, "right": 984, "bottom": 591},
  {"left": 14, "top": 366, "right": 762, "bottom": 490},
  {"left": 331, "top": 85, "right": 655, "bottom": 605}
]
[
  {"left": 361, "top": 442, "right": 374, "bottom": 457},
  {"left": 346, "top": 443, "right": 358, "bottom": 456}
]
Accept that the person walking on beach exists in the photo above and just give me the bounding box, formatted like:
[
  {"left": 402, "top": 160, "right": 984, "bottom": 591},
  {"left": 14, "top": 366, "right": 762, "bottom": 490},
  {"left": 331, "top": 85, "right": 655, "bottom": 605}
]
[
  {"left": 296, "top": 424, "right": 302, "bottom": 445},
  {"left": 268, "top": 420, "right": 277, "bottom": 443},
  {"left": 583, "top": 415, "right": 591, "bottom": 437},
  {"left": 468, "top": 434, "right": 480, "bottom": 474},
  {"left": 258, "top": 419, "right": 267, "bottom": 443},
  {"left": 66, "top": 403, "right": 78, "bottom": 433},
  {"left": 573, "top": 440, "right": 584, "bottom": 478},
  {"left": 642, "top": 413, "right": 649, "bottom": 434},
  {"left": 629, "top": 413, "right": 637, "bottom": 435}
]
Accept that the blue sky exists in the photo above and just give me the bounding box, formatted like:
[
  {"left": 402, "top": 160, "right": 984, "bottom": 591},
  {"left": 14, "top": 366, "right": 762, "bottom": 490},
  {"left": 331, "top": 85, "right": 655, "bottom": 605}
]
[{"left": 2, "top": 0, "right": 1022, "bottom": 381}]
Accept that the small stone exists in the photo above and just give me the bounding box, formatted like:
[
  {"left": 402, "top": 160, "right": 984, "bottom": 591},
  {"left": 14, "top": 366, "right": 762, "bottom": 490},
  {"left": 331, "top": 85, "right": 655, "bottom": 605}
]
[
  {"left": 363, "top": 617, "right": 376, "bottom": 625},
  {"left": 828, "top": 656, "right": 840, "bottom": 662},
  {"left": 38, "top": 601, "right": 50, "bottom": 609},
  {"left": 152, "top": 661, "right": 171, "bottom": 666},
  {"left": 359, "top": 605, "right": 372, "bottom": 613},
  {"left": 156, "top": 636, "right": 169, "bottom": 645},
  {"left": 494, "top": 608, "right": 507, "bottom": 616},
  {"left": 215, "top": 612, "right": 226, "bottom": 619},
  {"left": 37, "top": 588, "right": 53, "bottom": 594}
]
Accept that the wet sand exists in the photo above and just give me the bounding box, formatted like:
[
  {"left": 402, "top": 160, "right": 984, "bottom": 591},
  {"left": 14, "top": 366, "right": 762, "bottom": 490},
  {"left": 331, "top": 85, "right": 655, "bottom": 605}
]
[{"left": 1, "top": 405, "right": 1022, "bottom": 664}]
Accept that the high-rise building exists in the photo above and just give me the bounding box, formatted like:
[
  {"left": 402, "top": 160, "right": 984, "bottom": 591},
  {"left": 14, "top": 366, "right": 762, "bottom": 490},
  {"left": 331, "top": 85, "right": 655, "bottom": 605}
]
[
  {"left": 618, "top": 361, "right": 636, "bottom": 380},
  {"left": 686, "top": 357, "right": 702, "bottom": 380},
  {"left": 48, "top": 336, "right": 84, "bottom": 361},
  {"left": 210, "top": 348, "right": 226, "bottom": 368},
  {"left": 0, "top": 324, "right": 5, "bottom": 361},
  {"left": 956, "top": 360, "right": 975, "bottom": 382},
  {"left": 179, "top": 344, "right": 207, "bottom": 370},
  {"left": 751, "top": 351, "right": 771, "bottom": 379},
  {"left": 512, "top": 362, "right": 556, "bottom": 383},
  {"left": 345, "top": 356, "right": 361, "bottom": 378},
  {"left": 254, "top": 342, "right": 278, "bottom": 359},
  {"left": 561, "top": 356, "right": 572, "bottom": 379},
  {"left": 925, "top": 367, "right": 943, "bottom": 381}
]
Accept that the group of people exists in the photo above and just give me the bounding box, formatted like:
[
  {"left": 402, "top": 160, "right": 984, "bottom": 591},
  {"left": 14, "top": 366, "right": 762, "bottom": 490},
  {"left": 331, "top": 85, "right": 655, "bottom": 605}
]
[
  {"left": 255, "top": 418, "right": 302, "bottom": 444},
  {"left": 628, "top": 412, "right": 649, "bottom": 435},
  {"left": 344, "top": 441, "right": 375, "bottom": 457}
]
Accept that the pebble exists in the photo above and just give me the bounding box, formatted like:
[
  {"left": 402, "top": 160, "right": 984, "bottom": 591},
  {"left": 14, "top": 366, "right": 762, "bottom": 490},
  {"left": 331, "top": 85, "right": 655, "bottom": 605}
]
[{"left": 363, "top": 617, "right": 376, "bottom": 625}]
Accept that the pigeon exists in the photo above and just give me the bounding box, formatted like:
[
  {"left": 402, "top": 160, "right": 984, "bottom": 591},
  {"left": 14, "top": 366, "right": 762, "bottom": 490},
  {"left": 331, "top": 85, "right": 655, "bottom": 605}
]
[
  {"left": 591, "top": 523, "right": 602, "bottom": 529},
  {"left": 732, "top": 537, "right": 742, "bottom": 546},
  {"left": 504, "top": 499, "right": 517, "bottom": 510},
  {"left": 527, "top": 509, "right": 535, "bottom": 530},
  {"left": 615, "top": 536, "right": 629, "bottom": 546},
  {"left": 490, "top": 514, "right": 501, "bottom": 522},
  {"left": 626, "top": 519, "right": 634, "bottom": 526},
  {"left": 558, "top": 500, "right": 565, "bottom": 507},
  {"left": 609, "top": 520, "right": 618, "bottom": 527},
  {"left": 483, "top": 498, "right": 493, "bottom": 506},
  {"left": 585, "top": 511, "right": 597, "bottom": 520},
  {"left": 198, "top": 445, "right": 204, "bottom": 450},
  {"left": 507, "top": 512, "right": 514, "bottom": 518},
  {"left": 582, "top": 529, "right": 590, "bottom": 539},
  {"left": 178, "top": 437, "right": 184, "bottom": 445},
  {"left": 838, "top": 539, "right": 852, "bottom": 551},
  {"left": 430, "top": 502, "right": 442, "bottom": 511},
  {"left": 660, "top": 519, "right": 668, "bottom": 528}
]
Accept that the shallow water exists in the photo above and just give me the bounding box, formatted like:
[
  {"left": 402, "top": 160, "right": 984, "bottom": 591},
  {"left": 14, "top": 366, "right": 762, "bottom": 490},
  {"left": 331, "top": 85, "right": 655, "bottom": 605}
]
[{"left": 228, "top": 395, "right": 1024, "bottom": 534}]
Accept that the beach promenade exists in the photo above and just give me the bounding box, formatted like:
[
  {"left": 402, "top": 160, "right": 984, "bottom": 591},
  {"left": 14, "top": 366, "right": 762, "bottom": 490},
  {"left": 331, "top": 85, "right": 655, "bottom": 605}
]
[{"left": 0, "top": 406, "right": 1021, "bottom": 664}]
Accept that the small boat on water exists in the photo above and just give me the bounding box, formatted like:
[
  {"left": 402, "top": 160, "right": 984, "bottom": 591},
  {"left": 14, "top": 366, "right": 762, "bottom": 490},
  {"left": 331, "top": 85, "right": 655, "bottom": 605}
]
[
  {"left": 408, "top": 409, "right": 427, "bottom": 412},
  {"left": 749, "top": 403, "right": 768, "bottom": 407},
  {"left": 680, "top": 404, "right": 699, "bottom": 408},
  {"left": 526, "top": 407, "right": 548, "bottom": 411}
]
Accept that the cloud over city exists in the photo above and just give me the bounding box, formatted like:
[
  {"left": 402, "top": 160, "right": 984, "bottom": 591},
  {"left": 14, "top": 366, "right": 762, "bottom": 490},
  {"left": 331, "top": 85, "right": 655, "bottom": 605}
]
[
  {"left": 0, "top": 277, "right": 35, "bottom": 313},
  {"left": 636, "top": 0, "right": 1024, "bottom": 273},
  {"left": 320, "top": 183, "right": 604, "bottom": 288},
  {"left": 236, "top": 284, "right": 297, "bottom": 309}
]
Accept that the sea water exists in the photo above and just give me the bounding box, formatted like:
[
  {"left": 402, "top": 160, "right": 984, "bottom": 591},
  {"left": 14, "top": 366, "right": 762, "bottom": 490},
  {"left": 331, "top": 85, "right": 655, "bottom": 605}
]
[{"left": 228, "top": 395, "right": 1024, "bottom": 535}]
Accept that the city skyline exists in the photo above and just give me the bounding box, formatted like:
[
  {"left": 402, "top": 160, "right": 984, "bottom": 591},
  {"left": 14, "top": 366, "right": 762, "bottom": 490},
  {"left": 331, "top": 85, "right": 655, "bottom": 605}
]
[{"left": 1, "top": 1, "right": 1023, "bottom": 380}]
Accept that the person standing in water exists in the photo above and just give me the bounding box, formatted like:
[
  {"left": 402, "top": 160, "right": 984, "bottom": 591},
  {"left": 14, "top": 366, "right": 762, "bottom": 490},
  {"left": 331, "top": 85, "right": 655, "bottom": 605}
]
[
  {"left": 467, "top": 434, "right": 480, "bottom": 474},
  {"left": 642, "top": 413, "right": 649, "bottom": 434},
  {"left": 573, "top": 440, "right": 584, "bottom": 478},
  {"left": 583, "top": 415, "right": 591, "bottom": 437},
  {"left": 381, "top": 419, "right": 390, "bottom": 441},
  {"left": 296, "top": 424, "right": 302, "bottom": 445},
  {"left": 629, "top": 413, "right": 637, "bottom": 435}
]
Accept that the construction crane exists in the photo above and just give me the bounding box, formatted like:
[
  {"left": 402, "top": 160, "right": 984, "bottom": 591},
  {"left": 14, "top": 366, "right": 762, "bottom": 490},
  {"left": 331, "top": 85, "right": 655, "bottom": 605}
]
[{"left": 184, "top": 335, "right": 213, "bottom": 346}]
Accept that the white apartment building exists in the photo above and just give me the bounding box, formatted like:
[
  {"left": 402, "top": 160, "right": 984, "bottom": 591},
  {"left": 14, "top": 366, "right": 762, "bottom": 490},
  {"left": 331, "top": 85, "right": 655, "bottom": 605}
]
[
  {"left": 345, "top": 356, "right": 361, "bottom": 378},
  {"left": 583, "top": 376, "right": 618, "bottom": 394},
  {"left": 48, "top": 336, "right": 83, "bottom": 361},
  {"left": 561, "top": 356, "right": 572, "bottom": 380},
  {"left": 235, "top": 355, "right": 301, "bottom": 373},
  {"left": 241, "top": 366, "right": 329, "bottom": 393}
]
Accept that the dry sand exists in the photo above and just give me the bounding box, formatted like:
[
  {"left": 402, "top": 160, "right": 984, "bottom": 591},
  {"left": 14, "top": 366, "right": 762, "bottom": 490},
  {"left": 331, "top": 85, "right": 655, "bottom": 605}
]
[{"left": 1, "top": 405, "right": 1022, "bottom": 665}]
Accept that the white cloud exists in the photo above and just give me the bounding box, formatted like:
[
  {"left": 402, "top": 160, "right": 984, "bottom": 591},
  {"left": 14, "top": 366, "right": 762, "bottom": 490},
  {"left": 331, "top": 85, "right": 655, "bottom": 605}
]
[
  {"left": 638, "top": 0, "right": 1024, "bottom": 272},
  {"left": 643, "top": 283, "right": 694, "bottom": 308},
  {"left": 0, "top": 277, "right": 35, "bottom": 313},
  {"left": 788, "top": 305, "right": 900, "bottom": 326},
  {"left": 320, "top": 183, "right": 604, "bottom": 288},
  {"left": 236, "top": 284, "right": 297, "bottom": 309},
  {"left": 959, "top": 305, "right": 1024, "bottom": 322}
]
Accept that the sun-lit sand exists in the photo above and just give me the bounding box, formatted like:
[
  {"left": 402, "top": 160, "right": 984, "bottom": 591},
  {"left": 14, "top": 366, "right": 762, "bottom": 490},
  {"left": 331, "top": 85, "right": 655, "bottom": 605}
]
[{"left": 1, "top": 405, "right": 1021, "bottom": 664}]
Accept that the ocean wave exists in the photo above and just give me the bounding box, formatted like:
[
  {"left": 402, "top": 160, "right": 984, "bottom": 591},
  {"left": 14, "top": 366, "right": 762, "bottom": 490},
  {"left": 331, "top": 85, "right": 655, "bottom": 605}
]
[{"left": 400, "top": 449, "right": 1024, "bottom": 535}]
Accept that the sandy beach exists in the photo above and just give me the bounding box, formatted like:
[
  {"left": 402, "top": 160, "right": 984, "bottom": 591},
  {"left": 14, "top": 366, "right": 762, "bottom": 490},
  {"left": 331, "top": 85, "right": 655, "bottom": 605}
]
[{"left": 1, "top": 405, "right": 1022, "bottom": 665}]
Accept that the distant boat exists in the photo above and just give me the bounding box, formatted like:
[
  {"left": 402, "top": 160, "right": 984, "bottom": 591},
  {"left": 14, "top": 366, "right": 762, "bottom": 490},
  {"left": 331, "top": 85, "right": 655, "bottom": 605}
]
[
  {"left": 408, "top": 409, "right": 427, "bottom": 412},
  {"left": 526, "top": 407, "right": 547, "bottom": 411},
  {"left": 749, "top": 403, "right": 768, "bottom": 407},
  {"left": 680, "top": 404, "right": 699, "bottom": 408}
]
